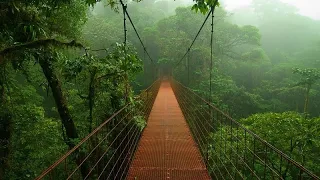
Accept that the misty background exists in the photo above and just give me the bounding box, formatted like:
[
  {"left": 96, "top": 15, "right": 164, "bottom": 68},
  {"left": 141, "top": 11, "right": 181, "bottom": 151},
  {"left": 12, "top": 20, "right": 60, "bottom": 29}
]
[{"left": 1, "top": 0, "right": 319, "bottom": 179}]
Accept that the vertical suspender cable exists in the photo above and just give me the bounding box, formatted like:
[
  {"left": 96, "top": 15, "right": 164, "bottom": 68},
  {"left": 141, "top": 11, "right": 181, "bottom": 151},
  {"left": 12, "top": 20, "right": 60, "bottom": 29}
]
[
  {"left": 209, "top": 0, "right": 219, "bottom": 103},
  {"left": 121, "top": 3, "right": 154, "bottom": 64},
  {"left": 207, "top": 5, "right": 215, "bottom": 164},
  {"left": 121, "top": 2, "right": 128, "bottom": 102},
  {"left": 122, "top": 4, "right": 127, "bottom": 45},
  {"left": 187, "top": 48, "right": 190, "bottom": 86},
  {"left": 119, "top": 0, "right": 156, "bottom": 84},
  {"left": 175, "top": 9, "right": 212, "bottom": 68},
  {"left": 207, "top": 0, "right": 218, "bottom": 164},
  {"left": 209, "top": 6, "right": 214, "bottom": 104},
  {"left": 143, "top": 47, "right": 147, "bottom": 87}
]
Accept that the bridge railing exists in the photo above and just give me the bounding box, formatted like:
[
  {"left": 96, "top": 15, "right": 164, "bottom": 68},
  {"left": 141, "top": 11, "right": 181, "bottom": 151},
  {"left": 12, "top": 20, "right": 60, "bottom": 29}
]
[
  {"left": 171, "top": 79, "right": 319, "bottom": 180},
  {"left": 35, "top": 79, "right": 161, "bottom": 180}
]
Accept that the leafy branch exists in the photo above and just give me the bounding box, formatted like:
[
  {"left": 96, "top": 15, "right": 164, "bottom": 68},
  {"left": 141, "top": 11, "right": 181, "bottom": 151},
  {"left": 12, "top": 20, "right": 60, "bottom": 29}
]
[{"left": 0, "top": 39, "right": 85, "bottom": 64}]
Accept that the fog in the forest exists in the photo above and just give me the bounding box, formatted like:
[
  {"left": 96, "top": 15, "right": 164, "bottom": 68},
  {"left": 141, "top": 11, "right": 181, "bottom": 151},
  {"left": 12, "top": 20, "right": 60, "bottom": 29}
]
[{"left": 1, "top": 0, "right": 319, "bottom": 179}]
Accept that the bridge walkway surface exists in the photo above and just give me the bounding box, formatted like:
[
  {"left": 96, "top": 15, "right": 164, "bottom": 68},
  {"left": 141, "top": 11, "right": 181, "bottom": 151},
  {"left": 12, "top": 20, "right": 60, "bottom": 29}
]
[{"left": 127, "top": 81, "right": 210, "bottom": 180}]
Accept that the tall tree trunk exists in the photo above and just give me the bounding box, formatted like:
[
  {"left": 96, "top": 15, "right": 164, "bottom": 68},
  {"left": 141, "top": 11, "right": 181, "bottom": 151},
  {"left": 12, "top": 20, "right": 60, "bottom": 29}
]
[
  {"left": 39, "top": 58, "right": 78, "bottom": 146},
  {"left": 0, "top": 70, "right": 11, "bottom": 180},
  {"left": 303, "top": 84, "right": 311, "bottom": 115},
  {"left": 88, "top": 71, "right": 96, "bottom": 133},
  {"left": 38, "top": 57, "right": 89, "bottom": 178}
]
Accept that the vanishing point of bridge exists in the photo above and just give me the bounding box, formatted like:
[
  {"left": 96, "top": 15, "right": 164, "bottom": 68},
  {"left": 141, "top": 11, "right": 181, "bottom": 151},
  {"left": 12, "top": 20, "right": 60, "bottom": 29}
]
[
  {"left": 35, "top": 78, "right": 319, "bottom": 180},
  {"left": 127, "top": 81, "right": 209, "bottom": 179}
]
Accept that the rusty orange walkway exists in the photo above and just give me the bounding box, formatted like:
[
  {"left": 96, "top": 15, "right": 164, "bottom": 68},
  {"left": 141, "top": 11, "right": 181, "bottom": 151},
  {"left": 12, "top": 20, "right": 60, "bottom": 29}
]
[{"left": 127, "top": 81, "right": 210, "bottom": 180}]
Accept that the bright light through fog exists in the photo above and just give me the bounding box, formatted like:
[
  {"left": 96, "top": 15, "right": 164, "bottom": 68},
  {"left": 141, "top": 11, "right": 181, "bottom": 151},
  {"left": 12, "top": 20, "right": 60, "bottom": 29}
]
[{"left": 222, "top": 0, "right": 320, "bottom": 20}]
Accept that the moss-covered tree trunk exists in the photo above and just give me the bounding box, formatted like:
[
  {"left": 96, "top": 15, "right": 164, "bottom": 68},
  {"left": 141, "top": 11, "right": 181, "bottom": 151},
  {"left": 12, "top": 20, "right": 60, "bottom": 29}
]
[
  {"left": 38, "top": 57, "right": 89, "bottom": 178},
  {"left": 39, "top": 58, "right": 78, "bottom": 146}
]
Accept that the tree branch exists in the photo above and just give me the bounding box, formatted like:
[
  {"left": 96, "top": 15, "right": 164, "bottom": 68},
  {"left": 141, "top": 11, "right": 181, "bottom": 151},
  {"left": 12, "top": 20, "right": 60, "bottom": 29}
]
[
  {"left": 87, "top": 48, "right": 108, "bottom": 53},
  {"left": 96, "top": 71, "right": 125, "bottom": 81},
  {"left": 77, "top": 93, "right": 88, "bottom": 100},
  {"left": 220, "top": 50, "right": 242, "bottom": 60},
  {"left": 0, "top": 39, "right": 85, "bottom": 64}
]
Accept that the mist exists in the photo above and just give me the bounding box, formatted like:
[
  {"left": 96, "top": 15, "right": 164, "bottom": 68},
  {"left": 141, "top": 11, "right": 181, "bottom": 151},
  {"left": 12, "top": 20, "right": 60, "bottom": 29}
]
[{"left": 1, "top": 0, "right": 319, "bottom": 179}]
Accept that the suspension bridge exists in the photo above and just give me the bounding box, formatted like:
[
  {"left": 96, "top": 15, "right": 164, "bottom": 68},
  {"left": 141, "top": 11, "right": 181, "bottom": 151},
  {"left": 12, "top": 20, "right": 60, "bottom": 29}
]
[{"left": 35, "top": 1, "right": 319, "bottom": 180}]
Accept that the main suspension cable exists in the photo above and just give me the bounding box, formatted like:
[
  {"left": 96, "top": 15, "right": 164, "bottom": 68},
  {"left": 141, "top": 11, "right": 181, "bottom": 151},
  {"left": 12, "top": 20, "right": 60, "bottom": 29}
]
[
  {"left": 119, "top": 0, "right": 154, "bottom": 63},
  {"left": 174, "top": 8, "right": 213, "bottom": 68}
]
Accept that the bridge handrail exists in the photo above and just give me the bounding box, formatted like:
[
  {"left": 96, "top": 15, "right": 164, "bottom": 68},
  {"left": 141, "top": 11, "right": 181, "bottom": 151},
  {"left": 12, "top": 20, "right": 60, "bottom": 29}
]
[
  {"left": 35, "top": 105, "right": 128, "bottom": 180},
  {"left": 35, "top": 79, "right": 161, "bottom": 180},
  {"left": 171, "top": 78, "right": 319, "bottom": 179},
  {"left": 140, "top": 78, "right": 161, "bottom": 94}
]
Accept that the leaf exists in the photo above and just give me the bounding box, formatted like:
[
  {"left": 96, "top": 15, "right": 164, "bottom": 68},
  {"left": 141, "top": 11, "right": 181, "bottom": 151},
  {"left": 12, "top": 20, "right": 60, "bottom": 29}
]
[{"left": 191, "top": 4, "right": 198, "bottom": 11}]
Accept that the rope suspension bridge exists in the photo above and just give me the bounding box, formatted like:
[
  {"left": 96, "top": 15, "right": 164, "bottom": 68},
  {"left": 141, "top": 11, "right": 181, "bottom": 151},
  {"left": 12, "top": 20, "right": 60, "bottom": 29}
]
[{"left": 35, "top": 1, "right": 319, "bottom": 179}]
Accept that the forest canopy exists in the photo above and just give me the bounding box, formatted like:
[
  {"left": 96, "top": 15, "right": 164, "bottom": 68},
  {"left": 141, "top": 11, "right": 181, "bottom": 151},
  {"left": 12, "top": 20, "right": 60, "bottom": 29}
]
[{"left": 0, "top": 0, "right": 319, "bottom": 179}]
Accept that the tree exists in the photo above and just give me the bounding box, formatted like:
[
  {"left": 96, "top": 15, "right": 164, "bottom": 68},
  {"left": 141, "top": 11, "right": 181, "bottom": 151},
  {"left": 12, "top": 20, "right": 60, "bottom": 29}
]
[
  {"left": 64, "top": 44, "right": 143, "bottom": 132},
  {"left": 240, "top": 112, "right": 320, "bottom": 177},
  {"left": 293, "top": 68, "right": 320, "bottom": 115},
  {"left": 0, "top": 0, "right": 88, "bottom": 178},
  {"left": 209, "top": 112, "right": 320, "bottom": 178}
]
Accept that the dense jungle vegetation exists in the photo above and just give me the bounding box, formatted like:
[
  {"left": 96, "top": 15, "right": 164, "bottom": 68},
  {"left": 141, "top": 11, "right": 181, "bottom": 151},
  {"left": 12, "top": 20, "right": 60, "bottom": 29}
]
[{"left": 0, "top": 0, "right": 319, "bottom": 179}]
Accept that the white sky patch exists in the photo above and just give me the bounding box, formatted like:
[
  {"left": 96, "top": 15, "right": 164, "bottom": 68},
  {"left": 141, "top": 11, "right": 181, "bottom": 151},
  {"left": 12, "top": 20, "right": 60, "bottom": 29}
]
[
  {"left": 221, "top": 0, "right": 320, "bottom": 20},
  {"left": 281, "top": 0, "right": 320, "bottom": 19},
  {"left": 222, "top": 0, "right": 252, "bottom": 10}
]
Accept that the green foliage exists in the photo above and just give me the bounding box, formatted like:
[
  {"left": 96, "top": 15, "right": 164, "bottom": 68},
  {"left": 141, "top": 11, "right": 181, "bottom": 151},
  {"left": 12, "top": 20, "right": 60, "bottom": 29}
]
[
  {"left": 241, "top": 112, "right": 320, "bottom": 175},
  {"left": 1, "top": 0, "right": 320, "bottom": 179},
  {"left": 191, "top": 0, "right": 220, "bottom": 14},
  {"left": 65, "top": 44, "right": 142, "bottom": 80},
  {"left": 133, "top": 115, "right": 146, "bottom": 131},
  {"left": 0, "top": 0, "right": 144, "bottom": 178},
  {"left": 208, "top": 112, "right": 320, "bottom": 178},
  {"left": 293, "top": 68, "right": 320, "bottom": 87},
  {"left": 241, "top": 48, "right": 270, "bottom": 62},
  {"left": 2, "top": 72, "right": 67, "bottom": 179},
  {"left": 292, "top": 68, "right": 320, "bottom": 114}
]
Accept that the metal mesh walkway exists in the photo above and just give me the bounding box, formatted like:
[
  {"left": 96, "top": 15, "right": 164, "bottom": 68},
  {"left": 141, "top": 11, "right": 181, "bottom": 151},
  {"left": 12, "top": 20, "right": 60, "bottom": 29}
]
[{"left": 127, "top": 81, "right": 210, "bottom": 180}]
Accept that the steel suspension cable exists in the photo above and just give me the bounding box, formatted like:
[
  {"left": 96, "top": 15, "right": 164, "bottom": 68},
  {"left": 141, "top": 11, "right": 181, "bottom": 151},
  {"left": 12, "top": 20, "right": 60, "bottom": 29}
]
[
  {"left": 187, "top": 48, "right": 190, "bottom": 85},
  {"left": 176, "top": 83, "right": 263, "bottom": 179},
  {"left": 172, "top": 79, "right": 319, "bottom": 179},
  {"left": 177, "top": 88, "right": 256, "bottom": 179},
  {"left": 209, "top": 0, "right": 219, "bottom": 103},
  {"left": 100, "top": 122, "right": 139, "bottom": 179},
  {"left": 209, "top": 5, "right": 214, "bottom": 103},
  {"left": 115, "top": 127, "right": 141, "bottom": 179},
  {"left": 122, "top": 3, "right": 127, "bottom": 45},
  {"left": 119, "top": 0, "right": 154, "bottom": 64},
  {"left": 121, "top": 2, "right": 129, "bottom": 102},
  {"left": 105, "top": 125, "right": 140, "bottom": 179},
  {"left": 79, "top": 110, "right": 134, "bottom": 179},
  {"left": 174, "top": 10, "right": 212, "bottom": 68}
]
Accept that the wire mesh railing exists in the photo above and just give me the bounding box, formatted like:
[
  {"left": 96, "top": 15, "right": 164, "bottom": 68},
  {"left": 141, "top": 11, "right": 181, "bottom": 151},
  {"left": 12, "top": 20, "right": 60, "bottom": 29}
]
[
  {"left": 35, "top": 79, "right": 161, "bottom": 180},
  {"left": 171, "top": 79, "right": 319, "bottom": 180}
]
